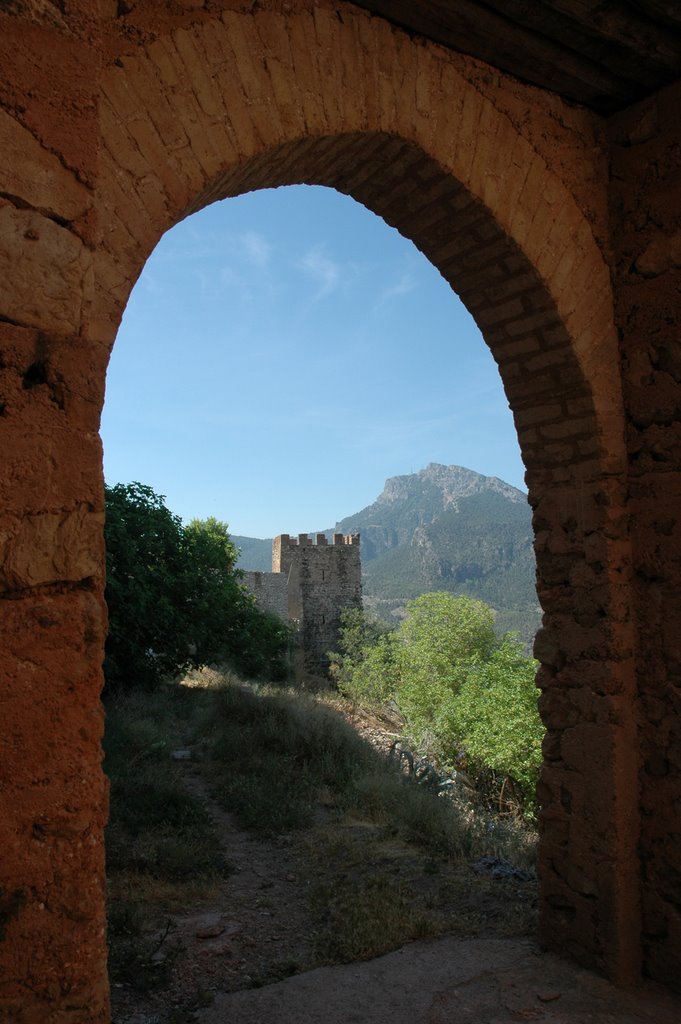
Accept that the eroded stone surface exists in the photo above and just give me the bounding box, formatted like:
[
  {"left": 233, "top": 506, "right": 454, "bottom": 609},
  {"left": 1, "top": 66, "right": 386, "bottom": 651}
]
[
  {"left": 0, "top": 206, "right": 92, "bottom": 333},
  {"left": 197, "top": 937, "right": 681, "bottom": 1024},
  {"left": 0, "top": 107, "right": 90, "bottom": 221}
]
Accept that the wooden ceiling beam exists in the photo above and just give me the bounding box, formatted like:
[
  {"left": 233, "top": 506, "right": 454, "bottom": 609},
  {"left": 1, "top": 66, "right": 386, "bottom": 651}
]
[
  {"left": 354, "top": 0, "right": 643, "bottom": 111},
  {"left": 352, "top": 0, "right": 681, "bottom": 113},
  {"left": 480, "top": 0, "right": 681, "bottom": 85},
  {"left": 623, "top": 1, "right": 681, "bottom": 33}
]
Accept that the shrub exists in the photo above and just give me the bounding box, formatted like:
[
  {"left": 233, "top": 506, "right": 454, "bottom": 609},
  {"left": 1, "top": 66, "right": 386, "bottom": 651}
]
[
  {"left": 329, "top": 607, "right": 397, "bottom": 703},
  {"left": 330, "top": 594, "right": 542, "bottom": 813},
  {"left": 452, "top": 634, "right": 542, "bottom": 808}
]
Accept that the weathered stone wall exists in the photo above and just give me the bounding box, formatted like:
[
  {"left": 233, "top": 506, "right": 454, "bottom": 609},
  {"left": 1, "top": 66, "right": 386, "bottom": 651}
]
[
  {"left": 240, "top": 569, "right": 289, "bottom": 622},
  {"left": 0, "top": 0, "right": 680, "bottom": 1017},
  {"left": 0, "top": 6, "right": 109, "bottom": 1023},
  {"left": 273, "top": 533, "right": 362, "bottom": 676},
  {"left": 608, "top": 79, "right": 681, "bottom": 986}
]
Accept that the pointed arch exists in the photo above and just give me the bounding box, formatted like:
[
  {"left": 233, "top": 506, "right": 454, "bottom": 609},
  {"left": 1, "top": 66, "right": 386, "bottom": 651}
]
[{"left": 90, "top": 3, "right": 636, "bottom": 983}]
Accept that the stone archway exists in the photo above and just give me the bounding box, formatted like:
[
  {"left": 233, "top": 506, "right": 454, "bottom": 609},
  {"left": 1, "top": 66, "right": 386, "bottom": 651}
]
[{"left": 0, "top": 3, "right": 648, "bottom": 1021}]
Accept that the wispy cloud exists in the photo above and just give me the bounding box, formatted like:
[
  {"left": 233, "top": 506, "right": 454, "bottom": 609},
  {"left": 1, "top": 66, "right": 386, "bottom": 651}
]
[
  {"left": 375, "top": 272, "right": 417, "bottom": 310},
  {"left": 298, "top": 244, "right": 341, "bottom": 299},
  {"left": 241, "top": 230, "right": 272, "bottom": 268},
  {"left": 218, "top": 265, "right": 244, "bottom": 289},
  {"left": 191, "top": 266, "right": 210, "bottom": 298},
  {"left": 150, "top": 226, "right": 273, "bottom": 272}
]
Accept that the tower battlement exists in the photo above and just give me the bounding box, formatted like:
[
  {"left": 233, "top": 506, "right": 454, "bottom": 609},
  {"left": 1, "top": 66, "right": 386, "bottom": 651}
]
[
  {"left": 271, "top": 531, "right": 362, "bottom": 677},
  {"left": 276, "top": 532, "right": 360, "bottom": 548}
]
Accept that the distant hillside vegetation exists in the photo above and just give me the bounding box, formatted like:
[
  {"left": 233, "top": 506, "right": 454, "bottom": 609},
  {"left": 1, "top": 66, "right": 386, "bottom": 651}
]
[
  {"left": 337, "top": 465, "right": 539, "bottom": 644},
  {"left": 233, "top": 536, "right": 272, "bottom": 572},
  {"left": 234, "top": 464, "right": 541, "bottom": 645}
]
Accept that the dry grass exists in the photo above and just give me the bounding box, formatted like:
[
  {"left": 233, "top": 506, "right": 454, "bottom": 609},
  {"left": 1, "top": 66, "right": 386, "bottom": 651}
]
[
  {"left": 107, "top": 870, "right": 222, "bottom": 910},
  {"left": 105, "top": 667, "right": 538, "bottom": 992},
  {"left": 299, "top": 818, "right": 536, "bottom": 968}
]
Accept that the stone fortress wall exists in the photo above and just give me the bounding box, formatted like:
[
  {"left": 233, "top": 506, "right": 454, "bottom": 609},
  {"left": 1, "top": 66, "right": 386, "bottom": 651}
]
[
  {"left": 244, "top": 533, "right": 362, "bottom": 677},
  {"left": 240, "top": 568, "right": 289, "bottom": 623}
]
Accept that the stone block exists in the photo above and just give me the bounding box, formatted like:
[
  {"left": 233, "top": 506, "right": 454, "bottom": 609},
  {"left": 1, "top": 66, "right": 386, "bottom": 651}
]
[
  {"left": 0, "top": 505, "right": 105, "bottom": 592},
  {"left": 0, "top": 586, "right": 107, "bottom": 1021},
  {"left": 0, "top": 108, "right": 90, "bottom": 222},
  {"left": 0, "top": 207, "right": 92, "bottom": 334}
]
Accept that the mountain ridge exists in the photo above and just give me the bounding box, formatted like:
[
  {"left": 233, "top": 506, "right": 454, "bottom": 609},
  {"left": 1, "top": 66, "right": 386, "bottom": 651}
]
[
  {"left": 335, "top": 463, "right": 527, "bottom": 562},
  {"left": 234, "top": 464, "right": 540, "bottom": 643}
]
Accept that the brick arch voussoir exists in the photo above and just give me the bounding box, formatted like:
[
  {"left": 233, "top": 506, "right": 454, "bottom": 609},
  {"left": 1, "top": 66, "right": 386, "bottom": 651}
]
[
  {"left": 99, "top": 107, "right": 630, "bottom": 658},
  {"left": 96, "top": 0, "right": 633, "bottom": 652},
  {"left": 95, "top": 1, "right": 631, "bottom": 640},
  {"left": 96, "top": 2, "right": 622, "bottom": 470}
]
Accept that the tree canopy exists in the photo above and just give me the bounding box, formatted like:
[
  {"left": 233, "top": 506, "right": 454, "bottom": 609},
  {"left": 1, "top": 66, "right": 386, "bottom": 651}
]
[{"left": 104, "top": 483, "right": 291, "bottom": 690}]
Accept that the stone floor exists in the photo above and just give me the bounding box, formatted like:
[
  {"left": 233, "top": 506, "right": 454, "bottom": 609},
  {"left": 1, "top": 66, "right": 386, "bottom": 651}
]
[{"left": 196, "top": 937, "right": 681, "bottom": 1024}]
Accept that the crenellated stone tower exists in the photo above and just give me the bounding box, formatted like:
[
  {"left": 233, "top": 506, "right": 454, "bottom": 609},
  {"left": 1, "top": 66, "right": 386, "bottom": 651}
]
[{"left": 273, "top": 533, "right": 362, "bottom": 677}]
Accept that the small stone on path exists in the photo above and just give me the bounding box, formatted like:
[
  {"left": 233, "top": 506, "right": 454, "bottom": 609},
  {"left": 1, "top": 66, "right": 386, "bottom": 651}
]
[{"left": 197, "top": 923, "right": 226, "bottom": 939}]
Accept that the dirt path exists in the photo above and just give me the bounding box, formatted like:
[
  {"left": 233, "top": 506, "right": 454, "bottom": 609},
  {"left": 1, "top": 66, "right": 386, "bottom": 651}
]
[
  {"left": 110, "top": 759, "right": 322, "bottom": 1022},
  {"left": 109, "top": 713, "right": 537, "bottom": 1023},
  {"left": 109, "top": 752, "right": 681, "bottom": 1024},
  {"left": 195, "top": 936, "right": 681, "bottom": 1024}
]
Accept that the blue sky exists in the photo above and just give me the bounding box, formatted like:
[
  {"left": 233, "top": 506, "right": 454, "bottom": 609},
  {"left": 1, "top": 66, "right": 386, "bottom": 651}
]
[{"left": 101, "top": 185, "right": 526, "bottom": 538}]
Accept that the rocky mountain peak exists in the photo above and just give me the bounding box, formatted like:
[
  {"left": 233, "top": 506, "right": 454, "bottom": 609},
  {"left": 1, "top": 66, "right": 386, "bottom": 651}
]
[{"left": 376, "top": 464, "right": 525, "bottom": 511}]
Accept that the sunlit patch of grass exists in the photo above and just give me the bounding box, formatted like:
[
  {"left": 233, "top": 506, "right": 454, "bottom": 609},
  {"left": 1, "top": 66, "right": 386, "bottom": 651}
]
[{"left": 310, "top": 874, "right": 439, "bottom": 964}]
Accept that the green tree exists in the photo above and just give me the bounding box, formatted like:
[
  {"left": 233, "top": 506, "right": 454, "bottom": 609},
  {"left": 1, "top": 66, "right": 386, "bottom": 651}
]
[
  {"left": 104, "top": 482, "right": 195, "bottom": 689},
  {"left": 183, "top": 516, "right": 245, "bottom": 666},
  {"left": 104, "top": 485, "right": 292, "bottom": 690},
  {"left": 185, "top": 516, "right": 238, "bottom": 572},
  {"left": 184, "top": 516, "right": 293, "bottom": 680},
  {"left": 331, "top": 592, "right": 542, "bottom": 811},
  {"left": 328, "top": 607, "right": 395, "bottom": 699},
  {"left": 341, "top": 631, "right": 398, "bottom": 705},
  {"left": 396, "top": 592, "right": 496, "bottom": 685},
  {"left": 452, "top": 633, "right": 541, "bottom": 806},
  {"left": 394, "top": 593, "right": 496, "bottom": 755}
]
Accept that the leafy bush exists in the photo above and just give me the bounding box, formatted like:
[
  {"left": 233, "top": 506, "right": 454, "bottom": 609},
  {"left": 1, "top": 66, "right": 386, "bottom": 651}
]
[
  {"left": 394, "top": 596, "right": 494, "bottom": 762},
  {"left": 332, "top": 595, "right": 541, "bottom": 812},
  {"left": 452, "top": 634, "right": 543, "bottom": 807},
  {"left": 396, "top": 593, "right": 496, "bottom": 684},
  {"left": 104, "top": 482, "right": 195, "bottom": 689},
  {"left": 329, "top": 608, "right": 398, "bottom": 705}
]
